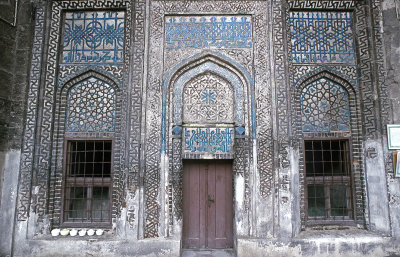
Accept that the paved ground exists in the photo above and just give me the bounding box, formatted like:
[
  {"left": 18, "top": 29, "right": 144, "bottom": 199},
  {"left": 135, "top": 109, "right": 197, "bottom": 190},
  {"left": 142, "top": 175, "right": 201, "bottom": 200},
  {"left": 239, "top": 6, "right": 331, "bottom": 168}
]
[{"left": 181, "top": 249, "right": 235, "bottom": 257}]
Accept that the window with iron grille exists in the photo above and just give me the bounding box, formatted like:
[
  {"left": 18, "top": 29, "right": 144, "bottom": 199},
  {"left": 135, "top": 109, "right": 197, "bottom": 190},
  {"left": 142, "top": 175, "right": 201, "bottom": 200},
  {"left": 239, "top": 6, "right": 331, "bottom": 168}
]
[
  {"left": 304, "top": 139, "right": 354, "bottom": 224},
  {"left": 62, "top": 140, "right": 112, "bottom": 227}
]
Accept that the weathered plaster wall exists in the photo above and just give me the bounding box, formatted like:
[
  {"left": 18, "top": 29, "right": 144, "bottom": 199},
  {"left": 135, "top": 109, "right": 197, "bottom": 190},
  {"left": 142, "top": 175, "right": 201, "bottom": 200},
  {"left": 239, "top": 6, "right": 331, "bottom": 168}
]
[
  {"left": 0, "top": 151, "right": 20, "bottom": 255},
  {"left": 383, "top": 0, "right": 400, "bottom": 242},
  {"left": 12, "top": 238, "right": 181, "bottom": 257},
  {"left": 0, "top": 0, "right": 33, "bottom": 255},
  {"left": 383, "top": 0, "right": 400, "bottom": 123},
  {"left": 237, "top": 230, "right": 399, "bottom": 257},
  {"left": 364, "top": 140, "right": 391, "bottom": 235}
]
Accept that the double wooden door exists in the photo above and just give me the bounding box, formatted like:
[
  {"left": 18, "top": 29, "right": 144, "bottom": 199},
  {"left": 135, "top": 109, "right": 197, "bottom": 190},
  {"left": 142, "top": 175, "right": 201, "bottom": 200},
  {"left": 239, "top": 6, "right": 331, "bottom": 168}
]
[{"left": 182, "top": 160, "right": 233, "bottom": 249}]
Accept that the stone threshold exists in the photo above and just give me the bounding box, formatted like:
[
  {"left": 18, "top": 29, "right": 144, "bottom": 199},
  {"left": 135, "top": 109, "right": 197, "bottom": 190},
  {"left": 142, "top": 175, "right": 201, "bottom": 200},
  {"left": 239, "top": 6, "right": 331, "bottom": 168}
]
[{"left": 181, "top": 248, "right": 235, "bottom": 257}]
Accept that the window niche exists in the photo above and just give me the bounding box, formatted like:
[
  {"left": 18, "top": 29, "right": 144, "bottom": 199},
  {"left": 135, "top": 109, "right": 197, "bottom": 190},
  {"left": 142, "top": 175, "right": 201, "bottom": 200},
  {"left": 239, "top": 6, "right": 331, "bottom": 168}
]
[
  {"left": 289, "top": 7, "right": 364, "bottom": 228},
  {"left": 296, "top": 74, "right": 361, "bottom": 227},
  {"left": 56, "top": 73, "right": 118, "bottom": 228}
]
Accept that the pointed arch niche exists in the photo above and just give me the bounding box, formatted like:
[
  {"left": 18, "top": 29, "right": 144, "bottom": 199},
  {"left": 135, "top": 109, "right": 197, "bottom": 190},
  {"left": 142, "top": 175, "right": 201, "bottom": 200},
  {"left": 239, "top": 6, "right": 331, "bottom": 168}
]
[
  {"left": 163, "top": 53, "right": 255, "bottom": 224},
  {"left": 163, "top": 54, "right": 254, "bottom": 157}
]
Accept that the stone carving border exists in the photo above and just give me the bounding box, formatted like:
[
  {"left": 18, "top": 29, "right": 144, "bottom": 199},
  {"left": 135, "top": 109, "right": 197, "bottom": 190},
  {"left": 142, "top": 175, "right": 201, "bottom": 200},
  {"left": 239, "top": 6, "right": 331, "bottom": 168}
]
[
  {"left": 288, "top": 0, "right": 357, "bottom": 9},
  {"left": 17, "top": 2, "right": 46, "bottom": 221},
  {"left": 355, "top": 2, "right": 379, "bottom": 140},
  {"left": 370, "top": 0, "right": 392, "bottom": 171},
  {"left": 58, "top": 65, "right": 125, "bottom": 88},
  {"left": 271, "top": 0, "right": 292, "bottom": 237},
  {"left": 126, "top": 0, "right": 146, "bottom": 230}
]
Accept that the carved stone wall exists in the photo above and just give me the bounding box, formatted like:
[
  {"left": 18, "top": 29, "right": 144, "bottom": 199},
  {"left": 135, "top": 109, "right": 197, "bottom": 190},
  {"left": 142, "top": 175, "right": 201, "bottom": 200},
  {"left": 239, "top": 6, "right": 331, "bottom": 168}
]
[
  {"left": 16, "top": 0, "right": 142, "bottom": 232},
  {"left": 147, "top": 1, "right": 273, "bottom": 238},
  {"left": 286, "top": 0, "right": 386, "bottom": 229},
  {"left": 11, "top": 0, "right": 398, "bottom": 254}
]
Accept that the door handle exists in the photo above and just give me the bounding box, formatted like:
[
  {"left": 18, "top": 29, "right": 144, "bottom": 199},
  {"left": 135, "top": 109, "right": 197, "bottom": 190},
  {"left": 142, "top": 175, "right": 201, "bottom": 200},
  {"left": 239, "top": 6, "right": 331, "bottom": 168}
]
[{"left": 207, "top": 195, "right": 214, "bottom": 208}]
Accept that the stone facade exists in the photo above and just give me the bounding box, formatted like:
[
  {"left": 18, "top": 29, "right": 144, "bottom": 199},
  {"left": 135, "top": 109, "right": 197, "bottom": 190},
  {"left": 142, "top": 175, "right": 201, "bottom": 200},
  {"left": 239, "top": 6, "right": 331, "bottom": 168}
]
[{"left": 1, "top": 0, "right": 400, "bottom": 256}]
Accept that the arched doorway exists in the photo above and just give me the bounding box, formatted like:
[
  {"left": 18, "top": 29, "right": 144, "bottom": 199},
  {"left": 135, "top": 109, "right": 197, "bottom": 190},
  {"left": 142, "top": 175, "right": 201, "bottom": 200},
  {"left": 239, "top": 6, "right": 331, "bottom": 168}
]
[
  {"left": 163, "top": 54, "right": 254, "bottom": 251},
  {"left": 179, "top": 69, "right": 236, "bottom": 249}
]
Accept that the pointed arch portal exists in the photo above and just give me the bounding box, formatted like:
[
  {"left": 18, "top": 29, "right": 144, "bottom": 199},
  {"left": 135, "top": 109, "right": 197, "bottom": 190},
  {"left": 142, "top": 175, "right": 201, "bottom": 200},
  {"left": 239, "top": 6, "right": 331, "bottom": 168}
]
[{"left": 162, "top": 54, "right": 254, "bottom": 250}]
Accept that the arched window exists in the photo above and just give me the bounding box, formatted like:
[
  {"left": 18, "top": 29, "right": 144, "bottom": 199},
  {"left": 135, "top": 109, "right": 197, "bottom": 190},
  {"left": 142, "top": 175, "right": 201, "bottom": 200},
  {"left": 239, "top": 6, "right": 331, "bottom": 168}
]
[
  {"left": 62, "top": 76, "right": 116, "bottom": 227},
  {"left": 300, "top": 77, "right": 354, "bottom": 224}
]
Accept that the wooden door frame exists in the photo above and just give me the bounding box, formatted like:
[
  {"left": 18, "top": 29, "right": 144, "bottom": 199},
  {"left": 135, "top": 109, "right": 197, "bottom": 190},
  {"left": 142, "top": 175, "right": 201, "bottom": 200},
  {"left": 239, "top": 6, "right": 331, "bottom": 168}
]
[{"left": 182, "top": 159, "right": 234, "bottom": 249}]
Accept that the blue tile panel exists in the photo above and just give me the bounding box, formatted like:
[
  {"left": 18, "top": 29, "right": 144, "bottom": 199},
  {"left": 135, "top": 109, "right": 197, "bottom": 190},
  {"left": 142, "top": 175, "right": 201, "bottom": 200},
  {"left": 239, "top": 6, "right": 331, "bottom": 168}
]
[
  {"left": 165, "top": 16, "right": 252, "bottom": 49},
  {"left": 66, "top": 76, "right": 116, "bottom": 132},
  {"left": 301, "top": 78, "right": 350, "bottom": 132},
  {"left": 290, "top": 12, "right": 355, "bottom": 64},
  {"left": 63, "top": 11, "right": 125, "bottom": 63},
  {"left": 184, "top": 127, "right": 234, "bottom": 154}
]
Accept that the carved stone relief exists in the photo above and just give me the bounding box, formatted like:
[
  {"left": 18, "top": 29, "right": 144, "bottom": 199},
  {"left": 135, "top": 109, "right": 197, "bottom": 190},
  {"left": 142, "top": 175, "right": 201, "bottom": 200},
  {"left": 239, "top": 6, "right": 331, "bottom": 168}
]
[
  {"left": 17, "top": 3, "right": 46, "bottom": 221},
  {"left": 183, "top": 73, "right": 234, "bottom": 124}
]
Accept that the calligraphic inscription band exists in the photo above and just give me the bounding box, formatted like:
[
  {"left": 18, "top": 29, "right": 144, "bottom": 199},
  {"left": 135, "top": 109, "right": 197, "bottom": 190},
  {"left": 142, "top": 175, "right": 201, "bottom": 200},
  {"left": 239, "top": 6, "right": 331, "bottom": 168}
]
[
  {"left": 165, "top": 16, "right": 252, "bottom": 50},
  {"left": 184, "top": 127, "right": 234, "bottom": 154}
]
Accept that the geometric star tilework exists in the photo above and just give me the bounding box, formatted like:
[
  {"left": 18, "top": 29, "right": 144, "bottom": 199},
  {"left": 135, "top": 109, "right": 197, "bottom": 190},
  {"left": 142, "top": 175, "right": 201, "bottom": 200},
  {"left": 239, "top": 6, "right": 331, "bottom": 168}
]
[
  {"left": 66, "top": 76, "right": 116, "bottom": 132},
  {"left": 301, "top": 78, "right": 350, "bottom": 132},
  {"left": 183, "top": 73, "right": 234, "bottom": 123},
  {"left": 63, "top": 11, "right": 125, "bottom": 63},
  {"left": 290, "top": 11, "right": 355, "bottom": 64}
]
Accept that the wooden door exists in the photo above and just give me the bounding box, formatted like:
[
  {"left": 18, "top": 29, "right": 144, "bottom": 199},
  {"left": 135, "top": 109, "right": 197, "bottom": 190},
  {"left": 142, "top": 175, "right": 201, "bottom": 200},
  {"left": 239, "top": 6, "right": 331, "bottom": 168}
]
[{"left": 182, "top": 160, "right": 233, "bottom": 249}]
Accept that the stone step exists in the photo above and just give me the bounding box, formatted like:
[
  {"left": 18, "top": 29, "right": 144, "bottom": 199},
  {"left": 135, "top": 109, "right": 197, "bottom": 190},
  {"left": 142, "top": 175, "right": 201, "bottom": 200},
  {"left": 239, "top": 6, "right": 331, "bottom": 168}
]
[{"left": 181, "top": 249, "right": 236, "bottom": 257}]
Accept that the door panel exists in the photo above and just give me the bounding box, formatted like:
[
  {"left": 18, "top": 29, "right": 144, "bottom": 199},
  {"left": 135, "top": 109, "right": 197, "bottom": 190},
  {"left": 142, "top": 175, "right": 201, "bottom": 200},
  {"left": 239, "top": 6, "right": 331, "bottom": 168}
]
[
  {"left": 213, "top": 161, "right": 233, "bottom": 248},
  {"left": 183, "top": 160, "right": 233, "bottom": 249},
  {"left": 207, "top": 162, "right": 216, "bottom": 248},
  {"left": 183, "top": 161, "right": 207, "bottom": 248}
]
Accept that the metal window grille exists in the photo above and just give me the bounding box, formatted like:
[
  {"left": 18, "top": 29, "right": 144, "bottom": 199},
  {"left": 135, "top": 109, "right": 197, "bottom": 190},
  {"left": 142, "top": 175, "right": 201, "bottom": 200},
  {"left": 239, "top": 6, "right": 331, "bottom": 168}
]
[
  {"left": 63, "top": 140, "right": 112, "bottom": 226},
  {"left": 304, "top": 139, "right": 354, "bottom": 224}
]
